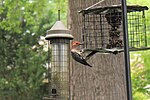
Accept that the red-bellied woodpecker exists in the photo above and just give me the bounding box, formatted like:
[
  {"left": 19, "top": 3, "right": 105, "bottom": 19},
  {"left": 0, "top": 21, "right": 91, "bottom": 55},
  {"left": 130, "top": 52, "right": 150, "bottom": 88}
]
[{"left": 71, "top": 41, "right": 98, "bottom": 67}]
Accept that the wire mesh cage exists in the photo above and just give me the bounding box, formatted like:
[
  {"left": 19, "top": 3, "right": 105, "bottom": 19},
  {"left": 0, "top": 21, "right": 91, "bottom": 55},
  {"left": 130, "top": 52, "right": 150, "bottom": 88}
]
[
  {"left": 49, "top": 39, "right": 70, "bottom": 100},
  {"left": 79, "top": 5, "right": 149, "bottom": 53}
]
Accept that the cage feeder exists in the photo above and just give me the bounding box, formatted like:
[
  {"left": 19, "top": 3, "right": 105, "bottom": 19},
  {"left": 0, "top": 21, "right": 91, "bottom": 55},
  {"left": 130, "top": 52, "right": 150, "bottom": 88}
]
[
  {"left": 45, "top": 18, "right": 73, "bottom": 99},
  {"left": 79, "top": 5, "right": 149, "bottom": 54}
]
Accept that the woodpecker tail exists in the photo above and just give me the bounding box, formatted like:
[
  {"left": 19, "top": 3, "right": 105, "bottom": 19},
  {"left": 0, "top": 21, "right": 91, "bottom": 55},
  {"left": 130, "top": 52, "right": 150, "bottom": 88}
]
[
  {"left": 81, "top": 58, "right": 92, "bottom": 67},
  {"left": 71, "top": 51, "right": 93, "bottom": 67},
  {"left": 86, "top": 63, "right": 92, "bottom": 67}
]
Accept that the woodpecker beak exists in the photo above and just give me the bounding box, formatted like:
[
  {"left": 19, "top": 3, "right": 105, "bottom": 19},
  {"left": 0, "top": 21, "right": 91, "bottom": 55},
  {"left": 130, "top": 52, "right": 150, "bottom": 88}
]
[
  {"left": 79, "top": 43, "right": 84, "bottom": 45},
  {"left": 72, "top": 41, "right": 84, "bottom": 48}
]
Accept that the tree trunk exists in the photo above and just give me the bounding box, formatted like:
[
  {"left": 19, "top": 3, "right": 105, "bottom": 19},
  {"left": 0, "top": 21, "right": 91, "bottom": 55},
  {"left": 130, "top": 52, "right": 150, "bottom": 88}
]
[{"left": 68, "top": 0, "right": 127, "bottom": 100}]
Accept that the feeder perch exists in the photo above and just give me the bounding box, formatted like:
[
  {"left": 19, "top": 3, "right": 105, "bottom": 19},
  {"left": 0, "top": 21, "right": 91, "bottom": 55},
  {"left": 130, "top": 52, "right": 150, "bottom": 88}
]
[{"left": 79, "top": 5, "right": 149, "bottom": 54}]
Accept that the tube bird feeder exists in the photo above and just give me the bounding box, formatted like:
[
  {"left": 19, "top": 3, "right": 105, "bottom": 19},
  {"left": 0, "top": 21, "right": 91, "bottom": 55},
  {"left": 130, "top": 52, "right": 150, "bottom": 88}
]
[{"left": 45, "top": 18, "right": 73, "bottom": 99}]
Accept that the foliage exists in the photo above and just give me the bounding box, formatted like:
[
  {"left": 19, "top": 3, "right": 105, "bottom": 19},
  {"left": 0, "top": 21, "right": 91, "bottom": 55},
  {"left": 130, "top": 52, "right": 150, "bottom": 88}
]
[
  {"left": 127, "top": 0, "right": 150, "bottom": 46},
  {"left": 130, "top": 51, "right": 150, "bottom": 100},
  {"left": 133, "top": 92, "right": 149, "bottom": 100},
  {"left": 0, "top": 0, "right": 67, "bottom": 99},
  {"left": 127, "top": 0, "right": 150, "bottom": 99},
  {"left": 130, "top": 52, "right": 150, "bottom": 100}
]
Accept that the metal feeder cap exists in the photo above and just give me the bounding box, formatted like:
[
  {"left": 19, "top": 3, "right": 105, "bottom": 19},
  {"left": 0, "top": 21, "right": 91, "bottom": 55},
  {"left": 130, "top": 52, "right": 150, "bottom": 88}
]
[{"left": 45, "top": 21, "right": 73, "bottom": 40}]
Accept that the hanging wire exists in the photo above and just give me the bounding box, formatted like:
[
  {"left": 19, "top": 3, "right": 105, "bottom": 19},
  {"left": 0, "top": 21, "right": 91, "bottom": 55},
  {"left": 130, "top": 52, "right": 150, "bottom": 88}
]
[
  {"left": 85, "top": 0, "right": 105, "bottom": 10},
  {"left": 58, "top": 10, "right": 60, "bottom": 21},
  {"left": 56, "top": 0, "right": 61, "bottom": 20}
]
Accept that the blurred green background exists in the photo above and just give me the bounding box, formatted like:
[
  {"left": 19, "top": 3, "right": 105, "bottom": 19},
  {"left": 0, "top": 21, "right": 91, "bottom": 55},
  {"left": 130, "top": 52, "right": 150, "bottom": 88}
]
[
  {"left": 0, "top": 0, "right": 149, "bottom": 99},
  {"left": 128, "top": 0, "right": 150, "bottom": 99}
]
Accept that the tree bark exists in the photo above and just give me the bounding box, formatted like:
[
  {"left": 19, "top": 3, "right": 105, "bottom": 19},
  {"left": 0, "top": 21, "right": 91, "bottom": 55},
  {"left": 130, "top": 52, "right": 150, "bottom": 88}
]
[{"left": 68, "top": 0, "right": 127, "bottom": 100}]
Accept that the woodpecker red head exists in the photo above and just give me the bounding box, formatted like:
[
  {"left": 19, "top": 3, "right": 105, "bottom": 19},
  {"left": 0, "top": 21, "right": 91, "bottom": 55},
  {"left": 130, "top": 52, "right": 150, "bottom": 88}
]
[{"left": 72, "top": 41, "right": 82, "bottom": 48}]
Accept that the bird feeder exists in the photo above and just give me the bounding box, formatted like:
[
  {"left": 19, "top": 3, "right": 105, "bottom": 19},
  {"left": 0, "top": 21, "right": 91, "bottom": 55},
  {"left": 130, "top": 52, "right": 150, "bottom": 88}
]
[
  {"left": 79, "top": 5, "right": 149, "bottom": 54},
  {"left": 45, "top": 11, "right": 73, "bottom": 100}
]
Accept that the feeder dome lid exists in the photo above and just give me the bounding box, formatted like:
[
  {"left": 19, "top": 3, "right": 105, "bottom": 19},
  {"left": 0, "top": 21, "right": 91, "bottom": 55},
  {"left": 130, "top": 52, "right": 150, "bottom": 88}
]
[{"left": 45, "top": 21, "right": 73, "bottom": 40}]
